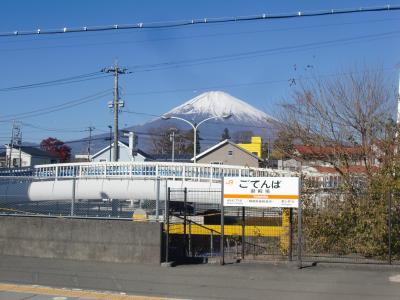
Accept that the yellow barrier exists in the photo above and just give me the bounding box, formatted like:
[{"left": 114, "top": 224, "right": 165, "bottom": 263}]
[{"left": 167, "top": 208, "right": 291, "bottom": 253}]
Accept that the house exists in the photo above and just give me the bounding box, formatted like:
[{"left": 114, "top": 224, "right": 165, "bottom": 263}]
[
  {"left": 4, "top": 145, "right": 59, "bottom": 167},
  {"left": 237, "top": 136, "right": 263, "bottom": 158},
  {"left": 0, "top": 151, "right": 6, "bottom": 167},
  {"left": 192, "top": 139, "right": 263, "bottom": 167},
  {"left": 90, "top": 141, "right": 151, "bottom": 162}
]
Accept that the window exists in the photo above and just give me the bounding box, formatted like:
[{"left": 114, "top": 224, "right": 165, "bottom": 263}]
[
  {"left": 228, "top": 150, "right": 233, "bottom": 156},
  {"left": 211, "top": 161, "right": 223, "bottom": 165}
]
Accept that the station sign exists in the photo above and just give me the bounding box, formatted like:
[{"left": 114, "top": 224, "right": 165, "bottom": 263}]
[{"left": 223, "top": 177, "right": 299, "bottom": 208}]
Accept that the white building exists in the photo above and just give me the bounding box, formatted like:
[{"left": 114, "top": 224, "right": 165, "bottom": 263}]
[
  {"left": 4, "top": 145, "right": 59, "bottom": 167},
  {"left": 90, "top": 141, "right": 151, "bottom": 162}
]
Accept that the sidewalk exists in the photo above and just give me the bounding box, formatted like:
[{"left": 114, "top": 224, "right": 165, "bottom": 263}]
[{"left": 0, "top": 255, "right": 400, "bottom": 300}]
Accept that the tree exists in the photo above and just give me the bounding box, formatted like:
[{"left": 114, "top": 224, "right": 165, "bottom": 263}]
[
  {"left": 279, "top": 66, "right": 400, "bottom": 259},
  {"left": 279, "top": 66, "right": 394, "bottom": 190},
  {"left": 233, "top": 130, "right": 254, "bottom": 143},
  {"left": 40, "top": 137, "right": 71, "bottom": 162},
  {"left": 221, "top": 128, "right": 231, "bottom": 141}
]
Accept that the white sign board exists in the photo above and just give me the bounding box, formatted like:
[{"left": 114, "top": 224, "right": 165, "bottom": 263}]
[{"left": 223, "top": 177, "right": 299, "bottom": 208}]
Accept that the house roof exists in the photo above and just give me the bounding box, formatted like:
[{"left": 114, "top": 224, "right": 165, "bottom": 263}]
[
  {"left": 294, "top": 145, "right": 363, "bottom": 156},
  {"left": 192, "top": 139, "right": 262, "bottom": 161},
  {"left": 313, "top": 165, "right": 376, "bottom": 174},
  {"left": 0, "top": 151, "right": 5, "bottom": 157},
  {"left": 91, "top": 141, "right": 151, "bottom": 159},
  {"left": 6, "top": 145, "right": 59, "bottom": 158}
]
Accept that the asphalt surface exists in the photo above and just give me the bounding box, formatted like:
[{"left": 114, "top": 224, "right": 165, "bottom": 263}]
[{"left": 1, "top": 255, "right": 400, "bottom": 300}]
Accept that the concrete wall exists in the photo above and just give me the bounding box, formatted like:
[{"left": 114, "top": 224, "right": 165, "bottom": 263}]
[{"left": 0, "top": 216, "right": 162, "bottom": 264}]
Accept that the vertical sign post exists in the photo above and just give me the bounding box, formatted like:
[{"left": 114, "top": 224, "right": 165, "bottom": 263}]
[
  {"left": 220, "top": 175, "right": 225, "bottom": 265},
  {"left": 165, "top": 187, "right": 170, "bottom": 263},
  {"left": 297, "top": 177, "right": 302, "bottom": 269}
]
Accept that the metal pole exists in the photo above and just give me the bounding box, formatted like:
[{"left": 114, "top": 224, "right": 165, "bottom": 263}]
[
  {"left": 113, "top": 64, "right": 119, "bottom": 162},
  {"left": 108, "top": 125, "right": 112, "bottom": 162},
  {"left": 297, "top": 177, "right": 302, "bottom": 269},
  {"left": 241, "top": 206, "right": 245, "bottom": 260},
  {"left": 220, "top": 175, "right": 225, "bottom": 265},
  {"left": 388, "top": 192, "right": 392, "bottom": 265},
  {"left": 289, "top": 208, "right": 293, "bottom": 261},
  {"left": 156, "top": 176, "right": 160, "bottom": 221},
  {"left": 193, "top": 127, "right": 197, "bottom": 163},
  {"left": 188, "top": 221, "right": 192, "bottom": 256},
  {"left": 184, "top": 187, "right": 187, "bottom": 256},
  {"left": 170, "top": 131, "right": 175, "bottom": 162},
  {"left": 210, "top": 231, "right": 214, "bottom": 257},
  {"left": 71, "top": 176, "right": 76, "bottom": 216},
  {"left": 165, "top": 187, "right": 170, "bottom": 263}
]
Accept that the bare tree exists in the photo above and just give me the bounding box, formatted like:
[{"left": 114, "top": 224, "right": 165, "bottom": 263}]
[{"left": 279, "top": 66, "right": 396, "bottom": 189}]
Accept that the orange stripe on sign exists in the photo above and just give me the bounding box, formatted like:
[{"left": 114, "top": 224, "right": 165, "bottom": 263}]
[{"left": 224, "top": 194, "right": 298, "bottom": 199}]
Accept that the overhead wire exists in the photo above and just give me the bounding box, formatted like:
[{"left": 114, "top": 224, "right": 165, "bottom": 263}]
[
  {"left": 0, "top": 72, "right": 110, "bottom": 92},
  {"left": 0, "top": 89, "right": 111, "bottom": 122},
  {"left": 0, "top": 5, "right": 399, "bottom": 37}
]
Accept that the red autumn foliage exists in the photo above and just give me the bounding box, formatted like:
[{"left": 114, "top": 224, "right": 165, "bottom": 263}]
[{"left": 40, "top": 137, "right": 71, "bottom": 162}]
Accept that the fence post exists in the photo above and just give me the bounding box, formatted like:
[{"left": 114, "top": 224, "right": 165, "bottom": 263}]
[
  {"left": 70, "top": 176, "right": 76, "bottom": 216},
  {"left": 220, "top": 176, "right": 225, "bottom": 265},
  {"left": 288, "top": 208, "right": 293, "bottom": 261},
  {"left": 210, "top": 231, "right": 214, "bottom": 257},
  {"left": 297, "top": 177, "right": 302, "bottom": 269},
  {"left": 388, "top": 192, "right": 392, "bottom": 265},
  {"left": 165, "top": 187, "right": 170, "bottom": 263},
  {"left": 156, "top": 176, "right": 160, "bottom": 221},
  {"left": 188, "top": 221, "right": 192, "bottom": 256},
  {"left": 184, "top": 187, "right": 187, "bottom": 256},
  {"left": 241, "top": 207, "right": 245, "bottom": 260}
]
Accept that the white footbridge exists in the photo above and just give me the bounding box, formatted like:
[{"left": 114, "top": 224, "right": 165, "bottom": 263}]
[{"left": 0, "top": 162, "right": 334, "bottom": 203}]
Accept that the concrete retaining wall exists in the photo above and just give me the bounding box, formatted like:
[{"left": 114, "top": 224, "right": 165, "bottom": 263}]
[{"left": 0, "top": 216, "right": 162, "bottom": 264}]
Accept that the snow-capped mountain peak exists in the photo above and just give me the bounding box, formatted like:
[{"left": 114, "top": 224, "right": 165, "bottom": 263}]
[{"left": 165, "top": 91, "right": 275, "bottom": 123}]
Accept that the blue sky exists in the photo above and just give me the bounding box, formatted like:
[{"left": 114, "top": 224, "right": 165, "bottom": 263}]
[{"left": 0, "top": 0, "right": 399, "bottom": 144}]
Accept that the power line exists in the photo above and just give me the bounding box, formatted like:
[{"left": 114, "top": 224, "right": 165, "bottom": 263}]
[
  {"left": 0, "top": 89, "right": 111, "bottom": 122},
  {"left": 0, "top": 72, "right": 109, "bottom": 93},
  {"left": 1, "top": 16, "right": 399, "bottom": 51},
  {"left": 0, "top": 5, "right": 399, "bottom": 38},
  {"left": 127, "top": 30, "right": 400, "bottom": 73}
]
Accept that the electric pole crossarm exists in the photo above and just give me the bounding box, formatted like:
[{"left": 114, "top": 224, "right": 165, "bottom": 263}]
[{"left": 101, "top": 62, "right": 130, "bottom": 162}]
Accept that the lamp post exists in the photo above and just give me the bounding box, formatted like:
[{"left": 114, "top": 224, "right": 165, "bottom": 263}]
[
  {"left": 162, "top": 114, "right": 232, "bottom": 163},
  {"left": 108, "top": 125, "right": 112, "bottom": 162}
]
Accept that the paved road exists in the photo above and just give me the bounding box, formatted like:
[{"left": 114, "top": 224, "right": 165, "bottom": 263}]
[{"left": 0, "top": 255, "right": 400, "bottom": 300}]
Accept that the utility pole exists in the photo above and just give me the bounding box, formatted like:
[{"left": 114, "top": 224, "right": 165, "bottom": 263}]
[
  {"left": 8, "top": 121, "right": 22, "bottom": 168},
  {"left": 170, "top": 130, "right": 175, "bottom": 162},
  {"left": 101, "top": 61, "right": 129, "bottom": 162},
  {"left": 87, "top": 126, "right": 95, "bottom": 161}
]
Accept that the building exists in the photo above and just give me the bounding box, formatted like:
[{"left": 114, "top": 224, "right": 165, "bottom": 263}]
[
  {"left": 4, "top": 145, "right": 59, "bottom": 167},
  {"left": 192, "top": 139, "right": 262, "bottom": 167},
  {"left": 90, "top": 141, "right": 151, "bottom": 162},
  {"left": 0, "top": 151, "right": 6, "bottom": 167},
  {"left": 237, "top": 136, "right": 263, "bottom": 158}
]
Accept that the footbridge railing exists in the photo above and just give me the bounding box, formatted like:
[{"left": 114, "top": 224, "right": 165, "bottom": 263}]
[{"left": 0, "top": 162, "right": 295, "bottom": 182}]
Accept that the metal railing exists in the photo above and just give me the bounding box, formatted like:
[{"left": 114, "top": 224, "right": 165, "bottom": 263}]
[{"left": 0, "top": 161, "right": 295, "bottom": 181}]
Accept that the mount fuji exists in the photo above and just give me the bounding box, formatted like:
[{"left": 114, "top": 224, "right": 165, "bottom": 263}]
[
  {"left": 71, "top": 91, "right": 279, "bottom": 155},
  {"left": 132, "top": 91, "right": 279, "bottom": 148}
]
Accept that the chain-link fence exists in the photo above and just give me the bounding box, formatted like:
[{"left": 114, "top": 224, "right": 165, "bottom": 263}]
[
  {"left": 1, "top": 176, "right": 399, "bottom": 265},
  {"left": 0, "top": 177, "right": 165, "bottom": 221}
]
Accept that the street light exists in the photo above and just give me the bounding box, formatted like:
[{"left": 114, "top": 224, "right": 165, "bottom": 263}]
[{"left": 161, "top": 113, "right": 232, "bottom": 163}]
